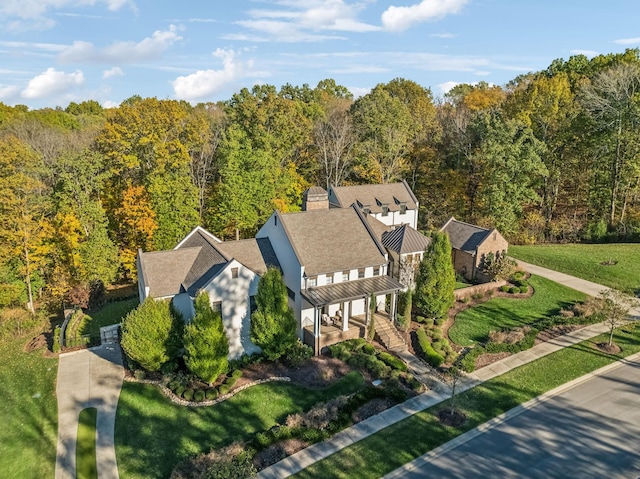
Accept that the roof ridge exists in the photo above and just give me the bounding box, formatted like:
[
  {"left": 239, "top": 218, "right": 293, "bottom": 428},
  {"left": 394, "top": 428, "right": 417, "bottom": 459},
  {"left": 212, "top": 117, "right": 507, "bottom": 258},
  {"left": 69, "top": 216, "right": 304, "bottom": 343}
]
[{"left": 353, "top": 205, "right": 387, "bottom": 258}]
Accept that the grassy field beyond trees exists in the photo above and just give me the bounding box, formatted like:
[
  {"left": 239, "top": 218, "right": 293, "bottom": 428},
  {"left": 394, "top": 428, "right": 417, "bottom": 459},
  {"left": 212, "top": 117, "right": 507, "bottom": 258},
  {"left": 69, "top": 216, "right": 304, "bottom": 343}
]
[{"left": 510, "top": 244, "right": 640, "bottom": 294}]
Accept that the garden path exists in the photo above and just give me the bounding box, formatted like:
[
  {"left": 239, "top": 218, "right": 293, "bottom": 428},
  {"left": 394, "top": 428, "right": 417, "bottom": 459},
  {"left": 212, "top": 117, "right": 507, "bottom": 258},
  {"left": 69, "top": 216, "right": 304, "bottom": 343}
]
[{"left": 55, "top": 344, "right": 124, "bottom": 479}]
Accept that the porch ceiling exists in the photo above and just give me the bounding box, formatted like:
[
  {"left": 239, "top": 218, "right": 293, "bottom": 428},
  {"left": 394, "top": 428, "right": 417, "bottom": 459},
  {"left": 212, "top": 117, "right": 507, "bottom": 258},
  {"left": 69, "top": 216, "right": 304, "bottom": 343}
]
[{"left": 301, "top": 275, "right": 404, "bottom": 307}]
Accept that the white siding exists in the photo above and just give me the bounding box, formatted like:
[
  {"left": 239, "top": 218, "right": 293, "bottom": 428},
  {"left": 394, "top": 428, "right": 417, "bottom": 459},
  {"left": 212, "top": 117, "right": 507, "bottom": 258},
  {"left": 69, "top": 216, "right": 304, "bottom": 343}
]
[
  {"left": 202, "top": 260, "right": 260, "bottom": 359},
  {"left": 371, "top": 209, "right": 418, "bottom": 229}
]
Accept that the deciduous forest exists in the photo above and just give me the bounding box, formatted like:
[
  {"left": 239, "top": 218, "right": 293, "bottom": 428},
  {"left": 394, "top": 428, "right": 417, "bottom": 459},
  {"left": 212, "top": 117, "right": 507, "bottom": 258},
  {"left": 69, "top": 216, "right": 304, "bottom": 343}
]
[{"left": 2, "top": 50, "right": 640, "bottom": 313}]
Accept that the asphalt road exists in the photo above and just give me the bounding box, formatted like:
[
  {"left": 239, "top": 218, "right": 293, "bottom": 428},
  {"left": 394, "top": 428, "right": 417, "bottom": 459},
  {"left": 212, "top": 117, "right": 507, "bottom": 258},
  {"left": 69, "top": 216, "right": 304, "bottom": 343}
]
[{"left": 387, "top": 356, "right": 640, "bottom": 479}]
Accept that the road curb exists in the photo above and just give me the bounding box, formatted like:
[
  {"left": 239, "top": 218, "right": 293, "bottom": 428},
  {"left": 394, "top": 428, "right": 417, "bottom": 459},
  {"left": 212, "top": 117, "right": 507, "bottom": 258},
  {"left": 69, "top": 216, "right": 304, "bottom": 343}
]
[{"left": 383, "top": 351, "right": 640, "bottom": 478}]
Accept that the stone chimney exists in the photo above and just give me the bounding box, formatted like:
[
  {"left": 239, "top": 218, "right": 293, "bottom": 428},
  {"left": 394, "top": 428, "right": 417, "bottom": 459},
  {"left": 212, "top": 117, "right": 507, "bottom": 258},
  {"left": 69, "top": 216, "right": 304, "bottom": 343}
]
[{"left": 302, "top": 186, "right": 329, "bottom": 211}]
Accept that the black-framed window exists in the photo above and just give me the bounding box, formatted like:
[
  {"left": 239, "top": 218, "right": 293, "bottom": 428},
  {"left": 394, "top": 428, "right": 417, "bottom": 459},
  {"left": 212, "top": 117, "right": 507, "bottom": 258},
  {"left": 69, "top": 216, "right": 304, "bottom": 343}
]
[
  {"left": 381, "top": 205, "right": 389, "bottom": 216},
  {"left": 373, "top": 266, "right": 380, "bottom": 276},
  {"left": 211, "top": 301, "right": 222, "bottom": 313},
  {"left": 249, "top": 296, "right": 257, "bottom": 314},
  {"left": 342, "top": 271, "right": 350, "bottom": 281},
  {"left": 326, "top": 273, "right": 334, "bottom": 284},
  {"left": 307, "top": 276, "right": 317, "bottom": 287},
  {"left": 358, "top": 268, "right": 365, "bottom": 279},
  {"left": 399, "top": 203, "right": 407, "bottom": 215},
  {"left": 287, "top": 287, "right": 296, "bottom": 300},
  {"left": 231, "top": 267, "right": 239, "bottom": 278}
]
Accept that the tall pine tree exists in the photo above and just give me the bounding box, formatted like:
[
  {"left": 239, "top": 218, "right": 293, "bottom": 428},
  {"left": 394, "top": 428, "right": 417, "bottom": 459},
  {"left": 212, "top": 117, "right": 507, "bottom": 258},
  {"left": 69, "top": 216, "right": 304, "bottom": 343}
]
[
  {"left": 184, "top": 292, "right": 229, "bottom": 384},
  {"left": 415, "top": 231, "right": 455, "bottom": 319}
]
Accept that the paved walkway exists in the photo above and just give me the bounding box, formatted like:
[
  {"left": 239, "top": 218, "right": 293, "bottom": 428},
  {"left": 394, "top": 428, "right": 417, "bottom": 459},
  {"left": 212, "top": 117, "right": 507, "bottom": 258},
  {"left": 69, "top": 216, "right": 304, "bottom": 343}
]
[
  {"left": 55, "top": 344, "right": 124, "bottom": 479},
  {"left": 258, "top": 266, "right": 639, "bottom": 478}
]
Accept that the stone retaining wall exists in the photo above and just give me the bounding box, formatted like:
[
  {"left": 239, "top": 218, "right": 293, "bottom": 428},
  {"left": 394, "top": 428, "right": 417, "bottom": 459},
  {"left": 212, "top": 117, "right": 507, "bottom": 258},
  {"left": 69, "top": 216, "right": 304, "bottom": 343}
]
[{"left": 454, "top": 280, "right": 507, "bottom": 301}]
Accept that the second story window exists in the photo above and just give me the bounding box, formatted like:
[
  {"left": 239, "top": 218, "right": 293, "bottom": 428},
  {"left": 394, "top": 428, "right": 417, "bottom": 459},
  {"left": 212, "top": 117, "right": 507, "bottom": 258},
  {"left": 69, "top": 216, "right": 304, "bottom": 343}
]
[
  {"left": 373, "top": 266, "right": 379, "bottom": 276},
  {"left": 231, "top": 267, "right": 239, "bottom": 278},
  {"left": 326, "top": 273, "right": 334, "bottom": 284},
  {"left": 362, "top": 206, "right": 370, "bottom": 215},
  {"left": 307, "top": 276, "right": 317, "bottom": 288},
  {"left": 342, "top": 271, "right": 349, "bottom": 281},
  {"left": 399, "top": 203, "right": 407, "bottom": 215},
  {"left": 381, "top": 205, "right": 389, "bottom": 217},
  {"left": 358, "top": 268, "right": 365, "bottom": 279}
]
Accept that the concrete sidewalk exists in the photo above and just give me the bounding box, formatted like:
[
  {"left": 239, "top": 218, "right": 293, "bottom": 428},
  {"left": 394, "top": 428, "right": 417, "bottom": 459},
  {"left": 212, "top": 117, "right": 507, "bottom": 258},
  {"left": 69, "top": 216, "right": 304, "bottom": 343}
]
[
  {"left": 55, "top": 344, "right": 124, "bottom": 479},
  {"left": 258, "top": 265, "right": 638, "bottom": 478}
]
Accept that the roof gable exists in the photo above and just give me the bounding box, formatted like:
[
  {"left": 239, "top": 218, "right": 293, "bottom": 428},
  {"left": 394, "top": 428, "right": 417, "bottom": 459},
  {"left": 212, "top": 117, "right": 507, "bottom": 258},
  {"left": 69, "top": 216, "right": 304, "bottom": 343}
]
[
  {"left": 278, "top": 205, "right": 387, "bottom": 276},
  {"left": 139, "top": 247, "right": 202, "bottom": 297},
  {"left": 440, "top": 217, "right": 492, "bottom": 253},
  {"left": 216, "top": 237, "right": 281, "bottom": 276}
]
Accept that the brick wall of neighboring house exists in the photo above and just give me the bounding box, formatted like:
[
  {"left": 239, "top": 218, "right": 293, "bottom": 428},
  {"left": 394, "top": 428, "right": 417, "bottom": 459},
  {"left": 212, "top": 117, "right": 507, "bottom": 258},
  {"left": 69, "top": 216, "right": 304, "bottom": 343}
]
[
  {"left": 475, "top": 230, "right": 509, "bottom": 282},
  {"left": 454, "top": 280, "right": 508, "bottom": 301},
  {"left": 452, "top": 249, "right": 475, "bottom": 281}
]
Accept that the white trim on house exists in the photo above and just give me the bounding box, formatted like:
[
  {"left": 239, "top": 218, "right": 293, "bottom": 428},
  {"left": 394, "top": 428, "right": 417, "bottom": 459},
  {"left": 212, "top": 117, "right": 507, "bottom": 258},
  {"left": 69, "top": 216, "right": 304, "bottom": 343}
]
[{"left": 174, "top": 225, "right": 222, "bottom": 250}]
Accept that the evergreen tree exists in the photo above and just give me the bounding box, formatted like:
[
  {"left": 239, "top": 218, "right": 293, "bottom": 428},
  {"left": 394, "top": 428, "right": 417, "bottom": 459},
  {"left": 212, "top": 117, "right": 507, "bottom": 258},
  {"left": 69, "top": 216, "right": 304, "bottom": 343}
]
[
  {"left": 121, "top": 298, "right": 182, "bottom": 371},
  {"left": 184, "top": 292, "right": 229, "bottom": 384},
  {"left": 250, "top": 268, "right": 297, "bottom": 360},
  {"left": 415, "top": 231, "right": 456, "bottom": 319}
]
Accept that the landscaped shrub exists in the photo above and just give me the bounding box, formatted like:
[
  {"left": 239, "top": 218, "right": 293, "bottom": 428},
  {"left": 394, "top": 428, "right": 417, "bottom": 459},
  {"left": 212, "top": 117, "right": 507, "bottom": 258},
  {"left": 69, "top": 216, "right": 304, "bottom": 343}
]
[
  {"left": 416, "top": 315, "right": 426, "bottom": 323},
  {"left": 219, "top": 384, "right": 230, "bottom": 395},
  {"left": 133, "top": 369, "right": 146, "bottom": 380},
  {"left": 182, "top": 388, "right": 194, "bottom": 401},
  {"left": 205, "top": 388, "right": 218, "bottom": 400},
  {"left": 415, "top": 327, "right": 444, "bottom": 368},
  {"left": 361, "top": 343, "right": 376, "bottom": 355},
  {"left": 377, "top": 351, "right": 408, "bottom": 372},
  {"left": 286, "top": 396, "right": 349, "bottom": 430},
  {"left": 328, "top": 343, "right": 351, "bottom": 361},
  {"left": 459, "top": 348, "right": 483, "bottom": 372},
  {"left": 52, "top": 326, "right": 61, "bottom": 353},
  {"left": 509, "top": 287, "right": 519, "bottom": 294},
  {"left": 168, "top": 380, "right": 180, "bottom": 391},
  {"left": 471, "top": 293, "right": 483, "bottom": 301},
  {"left": 284, "top": 339, "right": 313, "bottom": 367},
  {"left": 231, "top": 369, "right": 243, "bottom": 379},
  {"left": 194, "top": 390, "right": 205, "bottom": 402},
  {"left": 174, "top": 385, "right": 185, "bottom": 397},
  {"left": 224, "top": 376, "right": 239, "bottom": 389},
  {"left": 519, "top": 285, "right": 529, "bottom": 293}
]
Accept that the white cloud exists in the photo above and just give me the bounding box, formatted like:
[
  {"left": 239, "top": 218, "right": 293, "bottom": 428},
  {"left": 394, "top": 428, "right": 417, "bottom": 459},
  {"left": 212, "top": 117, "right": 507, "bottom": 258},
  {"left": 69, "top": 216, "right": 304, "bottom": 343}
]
[
  {"left": 437, "top": 80, "right": 459, "bottom": 94},
  {"left": 230, "top": 0, "right": 380, "bottom": 43},
  {"left": 102, "top": 100, "right": 120, "bottom": 108},
  {"left": 613, "top": 37, "right": 640, "bottom": 45},
  {"left": 347, "top": 86, "right": 371, "bottom": 98},
  {"left": 59, "top": 25, "right": 182, "bottom": 63},
  {"left": 21, "top": 67, "right": 84, "bottom": 99},
  {"left": 382, "top": 0, "right": 468, "bottom": 32},
  {"left": 171, "top": 48, "right": 251, "bottom": 101},
  {"left": 329, "top": 65, "right": 389, "bottom": 74},
  {"left": 430, "top": 32, "right": 455, "bottom": 38},
  {"left": 0, "top": 40, "right": 66, "bottom": 53},
  {"left": 0, "top": 85, "right": 20, "bottom": 101},
  {"left": 570, "top": 49, "right": 599, "bottom": 57},
  {"left": 103, "top": 66, "right": 124, "bottom": 78}
]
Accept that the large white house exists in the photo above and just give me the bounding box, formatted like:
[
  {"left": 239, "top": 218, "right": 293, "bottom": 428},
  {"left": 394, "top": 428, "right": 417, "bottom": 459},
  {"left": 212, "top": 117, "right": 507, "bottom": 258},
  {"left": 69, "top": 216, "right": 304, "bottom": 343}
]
[{"left": 137, "top": 183, "right": 430, "bottom": 357}]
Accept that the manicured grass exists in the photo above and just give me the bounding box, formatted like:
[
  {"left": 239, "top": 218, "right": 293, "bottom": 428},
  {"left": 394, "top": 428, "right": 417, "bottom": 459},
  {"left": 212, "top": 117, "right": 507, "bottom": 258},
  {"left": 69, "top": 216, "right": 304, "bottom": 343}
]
[
  {"left": 77, "top": 408, "right": 98, "bottom": 479},
  {"left": 449, "top": 275, "right": 586, "bottom": 346},
  {"left": 79, "top": 298, "right": 139, "bottom": 337},
  {"left": 292, "top": 323, "right": 640, "bottom": 479},
  {"left": 510, "top": 243, "right": 640, "bottom": 294},
  {"left": 454, "top": 281, "right": 470, "bottom": 290},
  {"left": 115, "top": 371, "right": 365, "bottom": 478},
  {"left": 0, "top": 337, "right": 58, "bottom": 478}
]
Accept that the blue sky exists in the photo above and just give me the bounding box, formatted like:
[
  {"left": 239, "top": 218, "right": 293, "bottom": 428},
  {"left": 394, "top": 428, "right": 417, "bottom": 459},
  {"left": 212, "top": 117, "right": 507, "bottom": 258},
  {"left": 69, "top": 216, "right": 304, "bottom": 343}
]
[{"left": 1, "top": 0, "right": 639, "bottom": 109}]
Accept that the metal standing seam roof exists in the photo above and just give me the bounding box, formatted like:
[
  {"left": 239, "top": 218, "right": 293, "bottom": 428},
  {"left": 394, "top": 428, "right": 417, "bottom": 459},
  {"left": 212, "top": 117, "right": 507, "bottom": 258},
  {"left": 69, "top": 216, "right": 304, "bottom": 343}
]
[
  {"left": 440, "top": 217, "right": 492, "bottom": 254},
  {"left": 382, "top": 224, "right": 431, "bottom": 254},
  {"left": 301, "top": 275, "right": 404, "bottom": 307}
]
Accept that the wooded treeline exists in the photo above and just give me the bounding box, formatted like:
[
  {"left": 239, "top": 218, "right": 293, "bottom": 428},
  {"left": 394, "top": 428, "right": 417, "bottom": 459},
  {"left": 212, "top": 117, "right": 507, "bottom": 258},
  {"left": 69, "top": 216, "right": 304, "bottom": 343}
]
[{"left": 2, "top": 49, "right": 640, "bottom": 312}]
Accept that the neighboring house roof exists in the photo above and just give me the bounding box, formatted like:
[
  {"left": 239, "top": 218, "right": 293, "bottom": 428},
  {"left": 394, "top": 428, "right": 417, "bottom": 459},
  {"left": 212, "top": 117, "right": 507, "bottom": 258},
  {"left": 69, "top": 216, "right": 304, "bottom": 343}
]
[
  {"left": 277, "top": 205, "right": 387, "bottom": 276},
  {"left": 382, "top": 224, "right": 431, "bottom": 254},
  {"left": 217, "top": 237, "right": 280, "bottom": 276},
  {"left": 329, "top": 180, "right": 418, "bottom": 214},
  {"left": 440, "top": 217, "right": 493, "bottom": 254}
]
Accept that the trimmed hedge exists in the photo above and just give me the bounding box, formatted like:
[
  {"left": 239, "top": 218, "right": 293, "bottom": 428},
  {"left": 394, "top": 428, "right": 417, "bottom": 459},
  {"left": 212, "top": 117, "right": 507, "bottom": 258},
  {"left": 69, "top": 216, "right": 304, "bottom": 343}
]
[
  {"left": 194, "top": 390, "right": 205, "bottom": 402},
  {"left": 205, "top": 388, "right": 218, "bottom": 400},
  {"left": 377, "top": 352, "right": 408, "bottom": 372},
  {"left": 182, "top": 389, "right": 194, "bottom": 401},
  {"left": 415, "top": 327, "right": 444, "bottom": 368}
]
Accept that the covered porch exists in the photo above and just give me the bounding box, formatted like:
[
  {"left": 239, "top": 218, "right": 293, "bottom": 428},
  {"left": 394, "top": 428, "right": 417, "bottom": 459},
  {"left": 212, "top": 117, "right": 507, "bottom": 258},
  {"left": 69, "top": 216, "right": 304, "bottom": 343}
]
[{"left": 300, "top": 275, "right": 404, "bottom": 354}]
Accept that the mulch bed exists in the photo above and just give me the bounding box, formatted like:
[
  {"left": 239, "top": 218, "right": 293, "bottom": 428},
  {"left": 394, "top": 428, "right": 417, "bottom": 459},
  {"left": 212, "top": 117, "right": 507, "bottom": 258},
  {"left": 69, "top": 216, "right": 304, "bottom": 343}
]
[
  {"left": 474, "top": 352, "right": 512, "bottom": 369},
  {"left": 253, "top": 438, "right": 311, "bottom": 470},
  {"left": 351, "top": 397, "right": 396, "bottom": 423},
  {"left": 595, "top": 342, "right": 621, "bottom": 354},
  {"left": 438, "top": 408, "right": 466, "bottom": 427},
  {"left": 535, "top": 324, "right": 585, "bottom": 344}
]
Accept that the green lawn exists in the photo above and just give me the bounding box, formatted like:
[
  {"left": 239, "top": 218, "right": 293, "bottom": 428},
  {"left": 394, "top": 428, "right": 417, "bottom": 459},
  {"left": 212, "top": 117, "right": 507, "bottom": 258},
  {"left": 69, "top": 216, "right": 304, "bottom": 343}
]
[
  {"left": 0, "top": 337, "right": 58, "bottom": 478},
  {"left": 79, "top": 298, "right": 139, "bottom": 337},
  {"left": 454, "top": 281, "right": 470, "bottom": 290},
  {"left": 448, "top": 275, "right": 586, "bottom": 346},
  {"left": 77, "top": 408, "right": 98, "bottom": 479},
  {"left": 292, "top": 323, "right": 640, "bottom": 479},
  {"left": 115, "top": 371, "right": 365, "bottom": 478},
  {"left": 510, "top": 243, "right": 640, "bottom": 294}
]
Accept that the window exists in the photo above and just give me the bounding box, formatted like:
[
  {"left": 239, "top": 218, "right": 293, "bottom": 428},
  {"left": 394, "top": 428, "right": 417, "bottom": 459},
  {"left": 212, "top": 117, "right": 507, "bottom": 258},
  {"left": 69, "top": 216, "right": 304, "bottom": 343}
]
[
  {"left": 358, "top": 268, "right": 365, "bottom": 279},
  {"left": 249, "top": 296, "right": 257, "bottom": 315},
  {"left": 342, "top": 271, "right": 349, "bottom": 281},
  {"left": 231, "top": 267, "right": 239, "bottom": 278},
  {"left": 287, "top": 287, "right": 296, "bottom": 300},
  {"left": 326, "top": 273, "right": 334, "bottom": 284},
  {"left": 362, "top": 206, "right": 370, "bottom": 215},
  {"left": 399, "top": 203, "right": 407, "bottom": 215},
  {"left": 211, "top": 301, "right": 222, "bottom": 313},
  {"left": 307, "top": 276, "right": 317, "bottom": 287},
  {"left": 381, "top": 205, "right": 389, "bottom": 217},
  {"left": 373, "top": 266, "right": 379, "bottom": 276}
]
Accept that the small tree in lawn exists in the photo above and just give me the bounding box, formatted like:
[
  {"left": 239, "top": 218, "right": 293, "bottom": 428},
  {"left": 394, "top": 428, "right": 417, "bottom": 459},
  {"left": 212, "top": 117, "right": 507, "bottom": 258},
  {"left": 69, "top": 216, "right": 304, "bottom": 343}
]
[
  {"left": 597, "top": 289, "right": 635, "bottom": 347},
  {"left": 415, "top": 231, "right": 455, "bottom": 320},
  {"left": 447, "top": 365, "right": 463, "bottom": 416},
  {"left": 480, "top": 252, "right": 518, "bottom": 281},
  {"left": 250, "top": 268, "right": 297, "bottom": 361},
  {"left": 121, "top": 298, "right": 183, "bottom": 372},
  {"left": 184, "top": 292, "right": 229, "bottom": 384}
]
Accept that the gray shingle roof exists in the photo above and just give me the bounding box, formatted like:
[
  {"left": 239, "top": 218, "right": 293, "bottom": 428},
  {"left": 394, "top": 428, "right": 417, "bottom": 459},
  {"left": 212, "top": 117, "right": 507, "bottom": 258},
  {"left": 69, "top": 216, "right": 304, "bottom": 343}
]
[
  {"left": 217, "top": 237, "right": 280, "bottom": 275},
  {"left": 440, "top": 217, "right": 492, "bottom": 254},
  {"left": 366, "top": 216, "right": 391, "bottom": 242},
  {"left": 329, "top": 180, "right": 418, "bottom": 214},
  {"left": 301, "top": 275, "right": 404, "bottom": 307},
  {"left": 278, "top": 205, "right": 387, "bottom": 276},
  {"left": 139, "top": 247, "right": 203, "bottom": 297},
  {"left": 382, "top": 224, "right": 431, "bottom": 254}
]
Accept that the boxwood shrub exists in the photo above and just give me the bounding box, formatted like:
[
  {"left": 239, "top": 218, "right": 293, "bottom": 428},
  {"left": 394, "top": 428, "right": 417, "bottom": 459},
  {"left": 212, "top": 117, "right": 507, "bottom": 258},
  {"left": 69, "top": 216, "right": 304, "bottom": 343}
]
[
  {"left": 194, "top": 390, "right": 205, "bottom": 402},
  {"left": 182, "top": 388, "right": 194, "bottom": 401},
  {"left": 415, "top": 327, "right": 444, "bottom": 368}
]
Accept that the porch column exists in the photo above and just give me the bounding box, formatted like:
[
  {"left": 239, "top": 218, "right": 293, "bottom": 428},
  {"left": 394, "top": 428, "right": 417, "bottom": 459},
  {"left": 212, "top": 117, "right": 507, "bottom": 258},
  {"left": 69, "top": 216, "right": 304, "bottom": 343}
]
[
  {"left": 314, "top": 306, "right": 321, "bottom": 356},
  {"left": 342, "top": 301, "right": 349, "bottom": 332},
  {"left": 390, "top": 291, "right": 397, "bottom": 323},
  {"left": 364, "top": 295, "right": 371, "bottom": 336}
]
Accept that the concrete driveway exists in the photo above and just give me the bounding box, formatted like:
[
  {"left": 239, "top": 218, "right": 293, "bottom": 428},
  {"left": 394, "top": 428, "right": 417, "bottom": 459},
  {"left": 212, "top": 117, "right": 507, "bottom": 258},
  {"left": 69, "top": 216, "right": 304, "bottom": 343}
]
[
  {"left": 55, "top": 345, "right": 124, "bottom": 479},
  {"left": 385, "top": 353, "right": 640, "bottom": 479}
]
